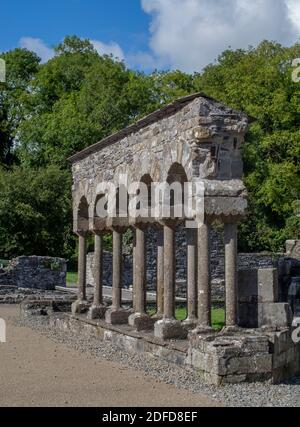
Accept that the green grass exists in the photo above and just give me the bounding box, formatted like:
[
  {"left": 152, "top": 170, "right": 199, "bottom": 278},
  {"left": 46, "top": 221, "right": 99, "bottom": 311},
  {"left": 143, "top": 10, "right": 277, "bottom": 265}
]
[
  {"left": 148, "top": 306, "right": 225, "bottom": 330},
  {"left": 67, "top": 271, "right": 78, "bottom": 286}
]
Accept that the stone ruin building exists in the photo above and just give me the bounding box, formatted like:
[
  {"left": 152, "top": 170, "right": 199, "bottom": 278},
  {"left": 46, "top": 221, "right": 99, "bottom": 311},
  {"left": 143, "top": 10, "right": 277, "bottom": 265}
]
[{"left": 24, "top": 93, "right": 300, "bottom": 385}]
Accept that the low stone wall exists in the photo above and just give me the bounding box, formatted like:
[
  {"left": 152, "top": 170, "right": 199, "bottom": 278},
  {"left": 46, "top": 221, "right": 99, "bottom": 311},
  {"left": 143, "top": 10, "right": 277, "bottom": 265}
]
[
  {"left": 0, "top": 256, "right": 67, "bottom": 290},
  {"left": 25, "top": 307, "right": 299, "bottom": 386}
]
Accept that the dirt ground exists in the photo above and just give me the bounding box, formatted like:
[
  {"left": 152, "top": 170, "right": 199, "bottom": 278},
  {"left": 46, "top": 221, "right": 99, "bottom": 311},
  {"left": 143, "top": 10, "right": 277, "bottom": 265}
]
[{"left": 0, "top": 305, "right": 221, "bottom": 407}]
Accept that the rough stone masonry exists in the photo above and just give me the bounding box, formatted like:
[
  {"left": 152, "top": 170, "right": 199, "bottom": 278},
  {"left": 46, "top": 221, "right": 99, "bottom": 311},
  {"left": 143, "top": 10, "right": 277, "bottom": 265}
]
[{"left": 22, "top": 92, "right": 298, "bottom": 386}]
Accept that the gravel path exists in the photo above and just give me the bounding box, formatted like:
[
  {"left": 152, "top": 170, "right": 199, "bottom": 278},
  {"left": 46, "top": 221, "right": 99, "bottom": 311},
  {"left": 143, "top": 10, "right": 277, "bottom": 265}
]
[
  {"left": 6, "top": 306, "right": 300, "bottom": 407},
  {"left": 0, "top": 305, "right": 218, "bottom": 407}
]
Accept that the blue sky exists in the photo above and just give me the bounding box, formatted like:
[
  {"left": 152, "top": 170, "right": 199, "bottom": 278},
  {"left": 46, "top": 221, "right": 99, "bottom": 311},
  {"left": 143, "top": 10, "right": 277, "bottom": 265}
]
[
  {"left": 0, "top": 0, "right": 150, "bottom": 54},
  {"left": 1, "top": 0, "right": 300, "bottom": 72}
]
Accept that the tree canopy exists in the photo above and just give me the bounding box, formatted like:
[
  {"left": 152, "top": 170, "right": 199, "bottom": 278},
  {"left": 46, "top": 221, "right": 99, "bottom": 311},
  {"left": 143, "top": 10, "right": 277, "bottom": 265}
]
[{"left": 0, "top": 36, "right": 299, "bottom": 259}]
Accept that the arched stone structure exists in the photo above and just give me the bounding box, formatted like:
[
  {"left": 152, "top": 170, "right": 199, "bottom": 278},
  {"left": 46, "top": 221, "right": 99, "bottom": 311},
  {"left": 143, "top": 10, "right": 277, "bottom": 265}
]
[{"left": 69, "top": 93, "right": 250, "bottom": 338}]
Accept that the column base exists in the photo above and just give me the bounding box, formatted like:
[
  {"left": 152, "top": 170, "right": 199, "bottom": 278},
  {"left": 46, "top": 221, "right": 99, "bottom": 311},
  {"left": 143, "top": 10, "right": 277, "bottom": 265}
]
[
  {"left": 151, "top": 313, "right": 164, "bottom": 321},
  {"left": 222, "top": 325, "right": 243, "bottom": 334},
  {"left": 154, "top": 319, "right": 188, "bottom": 340},
  {"left": 87, "top": 304, "right": 107, "bottom": 320},
  {"left": 71, "top": 300, "right": 90, "bottom": 315},
  {"left": 128, "top": 313, "right": 155, "bottom": 331},
  {"left": 105, "top": 308, "right": 131, "bottom": 325},
  {"left": 182, "top": 317, "right": 198, "bottom": 330},
  {"left": 190, "top": 325, "right": 215, "bottom": 336}
]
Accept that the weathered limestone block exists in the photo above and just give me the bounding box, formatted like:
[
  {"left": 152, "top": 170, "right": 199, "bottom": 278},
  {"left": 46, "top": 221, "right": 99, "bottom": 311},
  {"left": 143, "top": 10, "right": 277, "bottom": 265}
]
[
  {"left": 154, "top": 319, "right": 188, "bottom": 340},
  {"left": 258, "top": 303, "right": 293, "bottom": 328},
  {"left": 128, "top": 313, "right": 155, "bottom": 331},
  {"left": 267, "top": 328, "right": 296, "bottom": 355},
  {"left": 239, "top": 302, "right": 293, "bottom": 328},
  {"left": 238, "top": 268, "right": 279, "bottom": 304},
  {"left": 105, "top": 308, "right": 131, "bottom": 325},
  {"left": 188, "top": 332, "right": 273, "bottom": 384}
]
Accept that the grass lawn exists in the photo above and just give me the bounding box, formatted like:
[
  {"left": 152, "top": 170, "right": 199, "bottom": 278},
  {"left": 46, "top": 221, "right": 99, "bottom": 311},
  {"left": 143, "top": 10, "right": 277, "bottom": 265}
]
[{"left": 66, "top": 271, "right": 78, "bottom": 286}]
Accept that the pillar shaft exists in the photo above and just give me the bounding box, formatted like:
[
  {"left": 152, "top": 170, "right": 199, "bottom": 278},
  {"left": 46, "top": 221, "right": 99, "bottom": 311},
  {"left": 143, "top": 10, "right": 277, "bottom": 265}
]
[
  {"left": 134, "top": 227, "right": 147, "bottom": 314},
  {"left": 164, "top": 225, "right": 175, "bottom": 319},
  {"left": 78, "top": 234, "right": 87, "bottom": 301},
  {"left": 112, "top": 230, "right": 122, "bottom": 310},
  {"left": 225, "top": 223, "right": 238, "bottom": 326},
  {"left": 197, "top": 223, "right": 211, "bottom": 326},
  {"left": 187, "top": 227, "right": 198, "bottom": 321},
  {"left": 156, "top": 228, "right": 164, "bottom": 317},
  {"left": 93, "top": 234, "right": 103, "bottom": 306},
  {"left": 132, "top": 231, "right": 137, "bottom": 312}
]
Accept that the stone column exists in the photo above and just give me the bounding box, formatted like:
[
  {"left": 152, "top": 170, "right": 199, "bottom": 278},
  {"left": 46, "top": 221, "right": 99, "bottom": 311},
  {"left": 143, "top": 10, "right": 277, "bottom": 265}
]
[
  {"left": 164, "top": 224, "right": 175, "bottom": 319},
  {"left": 112, "top": 229, "right": 122, "bottom": 310},
  {"left": 88, "top": 234, "right": 106, "bottom": 319},
  {"left": 129, "top": 227, "right": 153, "bottom": 330},
  {"left": 105, "top": 229, "right": 130, "bottom": 325},
  {"left": 185, "top": 227, "right": 198, "bottom": 326},
  {"left": 156, "top": 228, "right": 164, "bottom": 317},
  {"left": 132, "top": 230, "right": 137, "bottom": 312},
  {"left": 72, "top": 232, "right": 89, "bottom": 314},
  {"left": 154, "top": 224, "right": 187, "bottom": 340},
  {"left": 225, "top": 223, "right": 238, "bottom": 327},
  {"left": 197, "top": 223, "right": 212, "bottom": 329}
]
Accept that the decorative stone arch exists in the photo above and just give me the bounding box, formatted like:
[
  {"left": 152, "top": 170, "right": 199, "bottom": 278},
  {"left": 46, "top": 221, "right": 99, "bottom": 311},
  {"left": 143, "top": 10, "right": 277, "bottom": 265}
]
[
  {"left": 165, "top": 162, "right": 189, "bottom": 221},
  {"left": 69, "top": 93, "right": 250, "bottom": 337},
  {"left": 92, "top": 193, "right": 108, "bottom": 233},
  {"left": 76, "top": 196, "right": 89, "bottom": 234}
]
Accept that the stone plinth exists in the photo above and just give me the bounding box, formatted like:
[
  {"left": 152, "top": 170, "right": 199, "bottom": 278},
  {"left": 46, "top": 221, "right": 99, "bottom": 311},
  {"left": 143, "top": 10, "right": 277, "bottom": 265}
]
[
  {"left": 105, "top": 308, "right": 131, "bottom": 325},
  {"left": 128, "top": 313, "right": 155, "bottom": 331},
  {"left": 154, "top": 319, "right": 188, "bottom": 340}
]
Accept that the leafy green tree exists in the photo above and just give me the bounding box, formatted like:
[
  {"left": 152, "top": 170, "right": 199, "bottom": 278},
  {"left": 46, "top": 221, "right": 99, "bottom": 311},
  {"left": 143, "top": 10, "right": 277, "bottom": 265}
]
[
  {"left": 195, "top": 41, "right": 300, "bottom": 251},
  {"left": 0, "top": 166, "right": 73, "bottom": 259},
  {"left": 1, "top": 36, "right": 300, "bottom": 257},
  {"left": 0, "top": 48, "right": 40, "bottom": 165}
]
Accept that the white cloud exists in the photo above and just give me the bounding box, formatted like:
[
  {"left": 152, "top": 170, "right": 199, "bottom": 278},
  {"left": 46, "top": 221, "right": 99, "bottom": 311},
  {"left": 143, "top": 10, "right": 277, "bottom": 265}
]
[
  {"left": 19, "top": 37, "right": 54, "bottom": 63},
  {"left": 141, "top": 0, "right": 300, "bottom": 72},
  {"left": 287, "top": 0, "right": 300, "bottom": 33},
  {"left": 18, "top": 1, "right": 300, "bottom": 72},
  {"left": 91, "top": 40, "right": 125, "bottom": 60}
]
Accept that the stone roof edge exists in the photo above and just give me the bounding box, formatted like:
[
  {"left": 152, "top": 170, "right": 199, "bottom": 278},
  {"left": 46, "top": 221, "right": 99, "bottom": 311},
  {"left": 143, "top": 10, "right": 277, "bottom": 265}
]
[{"left": 68, "top": 92, "right": 253, "bottom": 164}]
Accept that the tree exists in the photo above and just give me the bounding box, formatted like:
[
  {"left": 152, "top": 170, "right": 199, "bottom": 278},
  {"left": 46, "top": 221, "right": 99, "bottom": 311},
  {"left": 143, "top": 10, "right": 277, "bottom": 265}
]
[
  {"left": 194, "top": 41, "right": 300, "bottom": 251},
  {"left": 1, "top": 36, "right": 299, "bottom": 256},
  {"left": 0, "top": 166, "right": 73, "bottom": 259},
  {"left": 0, "top": 48, "right": 40, "bottom": 165}
]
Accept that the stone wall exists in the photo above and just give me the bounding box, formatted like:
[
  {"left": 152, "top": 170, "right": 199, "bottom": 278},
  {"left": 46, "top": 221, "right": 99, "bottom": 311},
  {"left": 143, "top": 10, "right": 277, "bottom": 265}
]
[
  {"left": 71, "top": 94, "right": 249, "bottom": 234},
  {"left": 0, "top": 256, "right": 67, "bottom": 290}
]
